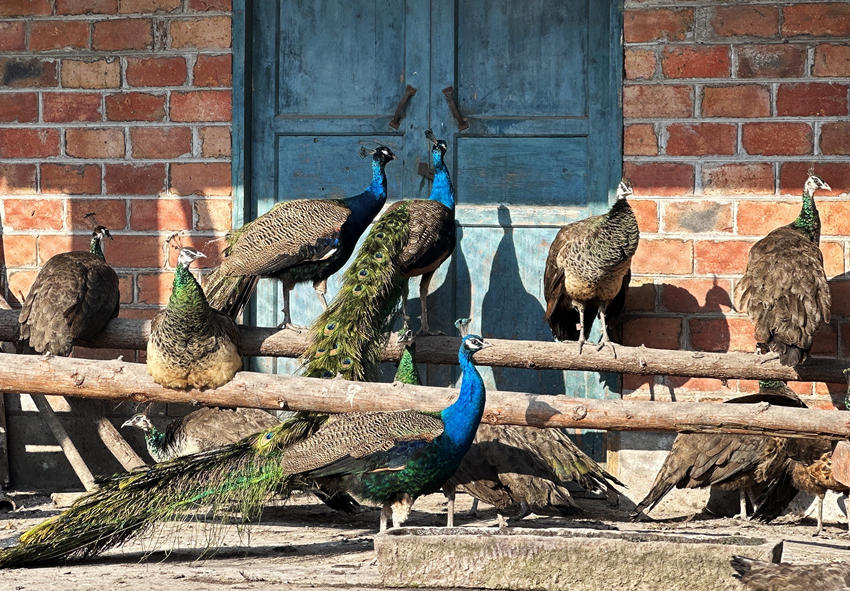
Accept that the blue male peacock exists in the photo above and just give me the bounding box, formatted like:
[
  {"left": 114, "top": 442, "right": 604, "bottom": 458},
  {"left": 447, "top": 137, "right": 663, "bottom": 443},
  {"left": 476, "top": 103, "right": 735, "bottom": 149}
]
[{"left": 204, "top": 145, "right": 395, "bottom": 327}]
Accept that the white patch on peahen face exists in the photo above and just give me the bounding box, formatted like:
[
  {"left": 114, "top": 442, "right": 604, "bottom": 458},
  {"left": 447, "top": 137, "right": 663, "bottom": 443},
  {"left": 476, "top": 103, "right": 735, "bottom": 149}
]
[
  {"left": 177, "top": 247, "right": 207, "bottom": 268},
  {"left": 616, "top": 179, "right": 633, "bottom": 200},
  {"left": 805, "top": 175, "right": 831, "bottom": 194},
  {"left": 121, "top": 413, "right": 154, "bottom": 433}
]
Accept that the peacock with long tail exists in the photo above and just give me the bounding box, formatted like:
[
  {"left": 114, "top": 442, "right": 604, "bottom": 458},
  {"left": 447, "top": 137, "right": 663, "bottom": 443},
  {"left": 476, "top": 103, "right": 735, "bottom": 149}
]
[
  {"left": 204, "top": 145, "right": 395, "bottom": 327},
  {"left": 737, "top": 173, "right": 832, "bottom": 366},
  {"left": 544, "top": 179, "right": 639, "bottom": 356},
  {"left": 146, "top": 247, "right": 241, "bottom": 390}
]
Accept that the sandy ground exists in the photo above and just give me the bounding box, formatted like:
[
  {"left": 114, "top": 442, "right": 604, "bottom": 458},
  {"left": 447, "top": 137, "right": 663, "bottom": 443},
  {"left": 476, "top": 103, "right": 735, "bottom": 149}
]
[{"left": 1, "top": 491, "right": 849, "bottom": 591}]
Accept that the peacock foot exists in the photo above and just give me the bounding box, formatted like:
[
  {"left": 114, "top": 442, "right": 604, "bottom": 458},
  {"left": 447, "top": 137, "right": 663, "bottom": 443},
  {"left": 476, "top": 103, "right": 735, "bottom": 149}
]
[
  {"left": 276, "top": 321, "right": 306, "bottom": 331},
  {"left": 596, "top": 340, "right": 617, "bottom": 359}
]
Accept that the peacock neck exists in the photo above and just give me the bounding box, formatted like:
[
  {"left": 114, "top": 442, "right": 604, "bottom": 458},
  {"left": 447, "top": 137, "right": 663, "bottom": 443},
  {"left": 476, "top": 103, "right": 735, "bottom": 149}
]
[
  {"left": 145, "top": 427, "right": 165, "bottom": 456},
  {"left": 394, "top": 345, "right": 420, "bottom": 386},
  {"left": 168, "top": 263, "right": 211, "bottom": 321},
  {"left": 439, "top": 349, "right": 485, "bottom": 450},
  {"left": 366, "top": 158, "right": 387, "bottom": 199},
  {"left": 345, "top": 159, "right": 388, "bottom": 224},
  {"left": 429, "top": 152, "right": 454, "bottom": 210},
  {"left": 792, "top": 190, "right": 821, "bottom": 243},
  {"left": 89, "top": 235, "right": 105, "bottom": 260}
]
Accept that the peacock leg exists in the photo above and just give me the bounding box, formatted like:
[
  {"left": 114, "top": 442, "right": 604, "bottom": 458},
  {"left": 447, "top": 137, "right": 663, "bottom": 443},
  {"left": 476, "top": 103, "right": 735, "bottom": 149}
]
[
  {"left": 737, "top": 489, "right": 748, "bottom": 519},
  {"left": 576, "top": 306, "right": 586, "bottom": 355},
  {"left": 379, "top": 504, "right": 391, "bottom": 532},
  {"left": 469, "top": 498, "right": 479, "bottom": 517},
  {"left": 417, "top": 271, "right": 444, "bottom": 336},
  {"left": 400, "top": 281, "right": 410, "bottom": 331},
  {"left": 595, "top": 307, "right": 617, "bottom": 359},
  {"left": 745, "top": 488, "right": 758, "bottom": 517},
  {"left": 814, "top": 494, "right": 824, "bottom": 536},
  {"left": 277, "top": 284, "right": 306, "bottom": 330},
  {"left": 445, "top": 484, "right": 455, "bottom": 528},
  {"left": 313, "top": 278, "right": 329, "bottom": 311}
]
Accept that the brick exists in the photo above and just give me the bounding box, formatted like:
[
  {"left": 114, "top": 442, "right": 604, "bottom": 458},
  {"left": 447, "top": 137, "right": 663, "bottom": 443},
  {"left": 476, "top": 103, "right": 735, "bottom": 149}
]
[
  {"left": 43, "top": 92, "right": 102, "bottom": 122},
  {"left": 703, "top": 164, "right": 774, "bottom": 196},
  {"left": 170, "top": 16, "right": 232, "bottom": 49},
  {"left": 104, "top": 163, "right": 166, "bottom": 195},
  {"left": 120, "top": 308, "right": 160, "bottom": 321},
  {"left": 165, "top": 236, "right": 223, "bottom": 268},
  {"left": 171, "top": 90, "right": 231, "bottom": 122},
  {"left": 0, "top": 0, "right": 51, "bottom": 16},
  {"left": 4, "top": 199, "right": 63, "bottom": 231},
  {"left": 194, "top": 199, "right": 231, "bottom": 231},
  {"left": 0, "top": 22, "right": 26, "bottom": 50},
  {"left": 736, "top": 201, "right": 798, "bottom": 236},
  {"left": 0, "top": 92, "right": 37, "bottom": 122},
  {"left": 61, "top": 59, "right": 120, "bottom": 89},
  {"left": 106, "top": 235, "right": 166, "bottom": 268},
  {"left": 629, "top": 199, "right": 658, "bottom": 234},
  {"left": 623, "top": 279, "right": 656, "bottom": 312},
  {"left": 666, "top": 123, "right": 736, "bottom": 156},
  {"left": 57, "top": 0, "right": 118, "bottom": 14},
  {"left": 742, "top": 123, "right": 812, "bottom": 156},
  {"left": 666, "top": 377, "right": 738, "bottom": 394},
  {"left": 41, "top": 163, "right": 101, "bottom": 195},
  {"left": 36, "top": 235, "right": 97, "bottom": 262},
  {"left": 130, "top": 127, "right": 192, "bottom": 159},
  {"left": 624, "top": 124, "right": 656, "bottom": 156},
  {"left": 777, "top": 83, "right": 848, "bottom": 117},
  {"left": 622, "top": 317, "right": 682, "bottom": 350},
  {"left": 702, "top": 85, "right": 770, "bottom": 118},
  {"left": 821, "top": 241, "right": 844, "bottom": 278},
  {"left": 624, "top": 8, "right": 693, "bottom": 43},
  {"left": 0, "top": 57, "right": 58, "bottom": 87},
  {"left": 193, "top": 54, "right": 231, "bottom": 87},
  {"left": 119, "top": 0, "right": 181, "bottom": 12},
  {"left": 622, "top": 373, "right": 656, "bottom": 395},
  {"left": 663, "top": 201, "right": 732, "bottom": 233},
  {"left": 783, "top": 3, "right": 850, "bottom": 37},
  {"left": 64, "top": 198, "right": 126, "bottom": 230},
  {"left": 623, "top": 85, "right": 691, "bottom": 119},
  {"left": 66, "top": 128, "right": 125, "bottom": 159},
  {"left": 137, "top": 272, "right": 172, "bottom": 305},
  {"left": 821, "top": 122, "right": 850, "bottom": 156},
  {"left": 170, "top": 162, "right": 231, "bottom": 196},
  {"left": 631, "top": 239, "right": 693, "bottom": 275},
  {"left": 710, "top": 5, "right": 778, "bottom": 38},
  {"left": 736, "top": 45, "right": 805, "bottom": 78},
  {"left": 0, "top": 128, "right": 59, "bottom": 158},
  {"left": 661, "top": 46, "right": 730, "bottom": 79},
  {"left": 8, "top": 271, "right": 38, "bottom": 302},
  {"left": 200, "top": 126, "right": 230, "bottom": 157},
  {"left": 93, "top": 18, "right": 152, "bottom": 50},
  {"left": 125, "top": 56, "right": 187, "bottom": 87},
  {"left": 820, "top": 202, "right": 850, "bottom": 237},
  {"left": 30, "top": 20, "right": 90, "bottom": 51},
  {"left": 623, "top": 162, "right": 694, "bottom": 197},
  {"left": 2, "top": 235, "right": 37, "bottom": 267},
  {"left": 624, "top": 49, "right": 655, "bottom": 80},
  {"left": 660, "top": 278, "right": 734, "bottom": 314},
  {"left": 117, "top": 274, "right": 133, "bottom": 304},
  {"left": 779, "top": 162, "right": 850, "bottom": 197},
  {"left": 130, "top": 198, "right": 193, "bottom": 231},
  {"left": 831, "top": 281, "right": 850, "bottom": 317},
  {"left": 689, "top": 317, "right": 754, "bottom": 353},
  {"left": 0, "top": 163, "right": 36, "bottom": 194},
  {"left": 105, "top": 92, "right": 166, "bottom": 121},
  {"left": 189, "top": 0, "right": 230, "bottom": 10},
  {"left": 694, "top": 240, "right": 752, "bottom": 274},
  {"left": 814, "top": 44, "right": 850, "bottom": 77}
]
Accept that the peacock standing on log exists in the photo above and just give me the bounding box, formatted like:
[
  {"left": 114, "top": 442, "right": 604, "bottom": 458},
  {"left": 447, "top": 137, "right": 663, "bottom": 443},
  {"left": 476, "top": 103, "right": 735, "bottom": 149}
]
[
  {"left": 544, "top": 179, "right": 639, "bottom": 356},
  {"left": 737, "top": 174, "right": 832, "bottom": 366},
  {"left": 146, "top": 247, "right": 241, "bottom": 390},
  {"left": 204, "top": 145, "right": 395, "bottom": 327}
]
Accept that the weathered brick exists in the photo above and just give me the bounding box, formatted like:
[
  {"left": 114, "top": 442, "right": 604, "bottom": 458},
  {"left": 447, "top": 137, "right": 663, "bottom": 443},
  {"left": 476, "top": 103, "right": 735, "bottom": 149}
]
[
  {"left": 663, "top": 201, "right": 732, "bottom": 233},
  {"left": 189, "top": 0, "right": 230, "bottom": 10},
  {"left": 622, "top": 317, "right": 682, "bottom": 350},
  {"left": 689, "top": 317, "right": 754, "bottom": 353},
  {"left": 702, "top": 85, "right": 770, "bottom": 118},
  {"left": 777, "top": 83, "right": 848, "bottom": 117},
  {"left": 194, "top": 199, "right": 232, "bottom": 231},
  {"left": 783, "top": 3, "right": 850, "bottom": 37},
  {"left": 623, "top": 85, "right": 692, "bottom": 119},
  {"left": 57, "top": 0, "right": 118, "bottom": 14},
  {"left": 30, "top": 20, "right": 90, "bottom": 51},
  {"left": 0, "top": 92, "right": 37, "bottom": 122},
  {"left": 2, "top": 235, "right": 37, "bottom": 267},
  {"left": 104, "top": 163, "right": 166, "bottom": 195},
  {"left": 0, "top": 57, "right": 58, "bottom": 87},
  {"left": 0, "top": 128, "right": 59, "bottom": 158},
  {"left": 4, "top": 199, "right": 63, "bottom": 231},
  {"left": 137, "top": 272, "right": 171, "bottom": 305},
  {"left": 736, "top": 45, "right": 806, "bottom": 78},
  {"left": 0, "top": 21, "right": 26, "bottom": 50},
  {"left": 666, "top": 377, "right": 738, "bottom": 395},
  {"left": 710, "top": 5, "right": 778, "bottom": 39},
  {"left": 624, "top": 124, "right": 656, "bottom": 156},
  {"left": 120, "top": 308, "right": 159, "bottom": 321},
  {"left": 742, "top": 123, "right": 812, "bottom": 156},
  {"left": 0, "top": 0, "right": 51, "bottom": 16},
  {"left": 193, "top": 54, "right": 231, "bottom": 86},
  {"left": 130, "top": 126, "right": 192, "bottom": 159},
  {"left": 820, "top": 202, "right": 850, "bottom": 237},
  {"left": 814, "top": 44, "right": 850, "bottom": 77},
  {"left": 105, "top": 92, "right": 166, "bottom": 121},
  {"left": 125, "top": 56, "right": 187, "bottom": 86},
  {"left": 0, "top": 163, "right": 36, "bottom": 194},
  {"left": 631, "top": 239, "right": 693, "bottom": 275},
  {"left": 779, "top": 162, "right": 850, "bottom": 197},
  {"left": 108, "top": 235, "right": 166, "bottom": 268},
  {"left": 170, "top": 163, "right": 231, "bottom": 196},
  {"left": 200, "top": 126, "right": 230, "bottom": 157},
  {"left": 117, "top": 274, "right": 133, "bottom": 304},
  {"left": 660, "top": 278, "right": 734, "bottom": 314},
  {"left": 694, "top": 240, "right": 752, "bottom": 274},
  {"left": 130, "top": 198, "right": 193, "bottom": 231},
  {"left": 821, "top": 122, "right": 850, "bottom": 156},
  {"left": 666, "top": 123, "right": 736, "bottom": 156},
  {"left": 61, "top": 59, "right": 120, "bottom": 89},
  {"left": 623, "top": 279, "right": 656, "bottom": 312},
  {"left": 623, "top": 162, "right": 694, "bottom": 197},
  {"left": 165, "top": 236, "right": 223, "bottom": 268},
  {"left": 8, "top": 271, "right": 38, "bottom": 302},
  {"left": 624, "top": 8, "right": 693, "bottom": 43},
  {"left": 736, "top": 201, "right": 798, "bottom": 236},
  {"left": 65, "top": 198, "right": 126, "bottom": 230},
  {"left": 171, "top": 90, "right": 231, "bottom": 121},
  {"left": 624, "top": 49, "right": 655, "bottom": 80},
  {"left": 41, "top": 163, "right": 101, "bottom": 195},
  {"left": 661, "top": 46, "right": 730, "bottom": 79},
  {"left": 170, "top": 16, "right": 232, "bottom": 49},
  {"left": 119, "top": 0, "right": 181, "bottom": 12},
  {"left": 93, "top": 18, "right": 152, "bottom": 50},
  {"left": 821, "top": 241, "right": 845, "bottom": 278},
  {"left": 629, "top": 199, "right": 658, "bottom": 234},
  {"left": 66, "top": 128, "right": 125, "bottom": 159},
  {"left": 43, "top": 92, "right": 102, "bottom": 122},
  {"left": 703, "top": 163, "right": 774, "bottom": 197}
]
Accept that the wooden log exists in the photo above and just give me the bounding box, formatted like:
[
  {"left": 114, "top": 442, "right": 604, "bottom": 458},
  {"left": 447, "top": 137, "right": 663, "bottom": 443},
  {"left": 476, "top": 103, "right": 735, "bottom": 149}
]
[
  {"left": 0, "top": 309, "right": 847, "bottom": 382},
  {"left": 0, "top": 352, "right": 848, "bottom": 439},
  {"left": 29, "top": 394, "right": 96, "bottom": 492}
]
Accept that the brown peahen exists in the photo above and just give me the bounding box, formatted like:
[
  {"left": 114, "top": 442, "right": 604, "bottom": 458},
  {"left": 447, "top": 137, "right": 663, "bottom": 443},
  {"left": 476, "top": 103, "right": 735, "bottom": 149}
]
[
  {"left": 737, "top": 174, "right": 832, "bottom": 366},
  {"left": 731, "top": 556, "right": 850, "bottom": 591},
  {"left": 204, "top": 146, "right": 395, "bottom": 327},
  {"left": 147, "top": 247, "right": 241, "bottom": 389},
  {"left": 19, "top": 224, "right": 119, "bottom": 356},
  {"left": 544, "top": 179, "right": 639, "bottom": 356}
]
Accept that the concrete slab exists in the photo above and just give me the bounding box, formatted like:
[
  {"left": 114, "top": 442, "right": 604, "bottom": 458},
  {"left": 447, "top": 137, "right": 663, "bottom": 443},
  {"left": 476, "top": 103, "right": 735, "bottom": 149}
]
[{"left": 832, "top": 441, "right": 850, "bottom": 489}]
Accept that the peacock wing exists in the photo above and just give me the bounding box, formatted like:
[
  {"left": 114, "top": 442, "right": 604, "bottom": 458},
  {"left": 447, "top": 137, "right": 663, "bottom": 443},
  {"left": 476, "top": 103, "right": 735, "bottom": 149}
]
[
  {"left": 396, "top": 200, "right": 456, "bottom": 277},
  {"left": 68, "top": 257, "right": 120, "bottom": 340},
  {"left": 177, "top": 407, "right": 281, "bottom": 448}
]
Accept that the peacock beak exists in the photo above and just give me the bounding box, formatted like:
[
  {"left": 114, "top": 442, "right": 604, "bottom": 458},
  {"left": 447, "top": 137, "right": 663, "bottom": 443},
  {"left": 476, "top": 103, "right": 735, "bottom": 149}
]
[{"left": 822, "top": 182, "right": 832, "bottom": 191}]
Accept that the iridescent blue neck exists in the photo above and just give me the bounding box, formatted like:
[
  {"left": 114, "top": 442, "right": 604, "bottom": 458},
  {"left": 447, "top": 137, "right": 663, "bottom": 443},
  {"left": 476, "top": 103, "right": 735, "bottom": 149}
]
[
  {"left": 440, "top": 348, "right": 484, "bottom": 449},
  {"left": 429, "top": 150, "right": 454, "bottom": 209},
  {"left": 366, "top": 158, "right": 387, "bottom": 198}
]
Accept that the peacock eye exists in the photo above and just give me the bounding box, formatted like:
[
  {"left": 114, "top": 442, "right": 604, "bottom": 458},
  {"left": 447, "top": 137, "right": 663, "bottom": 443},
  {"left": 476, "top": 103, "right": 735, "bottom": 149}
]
[
  {"left": 265, "top": 432, "right": 273, "bottom": 440},
  {"left": 341, "top": 358, "right": 353, "bottom": 368},
  {"left": 375, "top": 232, "right": 384, "bottom": 239},
  {"left": 358, "top": 269, "right": 369, "bottom": 277},
  {"left": 374, "top": 252, "right": 384, "bottom": 260},
  {"left": 353, "top": 285, "right": 363, "bottom": 293}
]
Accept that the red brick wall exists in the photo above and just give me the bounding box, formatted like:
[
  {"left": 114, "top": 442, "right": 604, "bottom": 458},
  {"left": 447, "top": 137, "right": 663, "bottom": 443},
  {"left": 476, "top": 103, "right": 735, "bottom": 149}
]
[
  {"left": 623, "top": 1, "right": 850, "bottom": 406},
  {"left": 0, "top": 0, "right": 232, "bottom": 364}
]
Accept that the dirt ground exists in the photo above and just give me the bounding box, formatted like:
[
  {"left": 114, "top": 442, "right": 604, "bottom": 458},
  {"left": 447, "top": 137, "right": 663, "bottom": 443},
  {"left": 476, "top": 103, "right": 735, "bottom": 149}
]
[{"left": 1, "top": 491, "right": 849, "bottom": 591}]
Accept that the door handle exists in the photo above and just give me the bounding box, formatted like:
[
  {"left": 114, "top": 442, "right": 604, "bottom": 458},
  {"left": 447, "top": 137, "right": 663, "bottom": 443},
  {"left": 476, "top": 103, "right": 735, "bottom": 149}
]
[
  {"left": 389, "top": 84, "right": 417, "bottom": 130},
  {"left": 442, "top": 86, "right": 469, "bottom": 131}
]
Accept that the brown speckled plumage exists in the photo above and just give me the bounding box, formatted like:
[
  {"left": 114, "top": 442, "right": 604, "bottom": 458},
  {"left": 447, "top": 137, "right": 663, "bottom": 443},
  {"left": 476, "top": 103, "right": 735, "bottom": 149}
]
[{"left": 731, "top": 556, "right": 850, "bottom": 591}]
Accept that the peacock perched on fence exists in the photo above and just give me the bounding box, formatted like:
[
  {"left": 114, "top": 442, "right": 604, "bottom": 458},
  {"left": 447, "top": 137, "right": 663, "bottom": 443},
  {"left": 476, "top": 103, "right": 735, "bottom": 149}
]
[
  {"left": 544, "top": 179, "right": 639, "bottom": 357},
  {"left": 146, "top": 247, "right": 241, "bottom": 390},
  {"left": 204, "top": 146, "right": 395, "bottom": 327},
  {"left": 737, "top": 174, "right": 832, "bottom": 366}
]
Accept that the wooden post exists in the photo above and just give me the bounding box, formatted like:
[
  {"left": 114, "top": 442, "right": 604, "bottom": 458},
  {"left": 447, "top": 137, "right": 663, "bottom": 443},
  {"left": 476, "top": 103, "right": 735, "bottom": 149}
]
[{"left": 29, "top": 394, "right": 96, "bottom": 492}]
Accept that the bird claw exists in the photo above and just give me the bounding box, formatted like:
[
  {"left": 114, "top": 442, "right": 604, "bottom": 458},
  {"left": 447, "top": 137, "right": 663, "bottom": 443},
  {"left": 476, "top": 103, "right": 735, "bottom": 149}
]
[
  {"left": 276, "top": 322, "right": 306, "bottom": 331},
  {"left": 596, "top": 340, "right": 617, "bottom": 359}
]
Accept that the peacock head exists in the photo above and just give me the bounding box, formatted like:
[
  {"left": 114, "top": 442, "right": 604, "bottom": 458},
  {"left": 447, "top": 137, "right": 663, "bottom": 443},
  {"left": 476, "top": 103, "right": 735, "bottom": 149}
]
[
  {"left": 616, "top": 178, "right": 633, "bottom": 200},
  {"left": 373, "top": 145, "right": 395, "bottom": 165},
  {"left": 425, "top": 128, "right": 448, "bottom": 162},
  {"left": 92, "top": 225, "right": 112, "bottom": 242},
  {"left": 804, "top": 174, "right": 831, "bottom": 196},
  {"left": 460, "top": 334, "right": 491, "bottom": 356},
  {"left": 177, "top": 247, "right": 207, "bottom": 269},
  {"left": 121, "top": 413, "right": 155, "bottom": 434}
]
